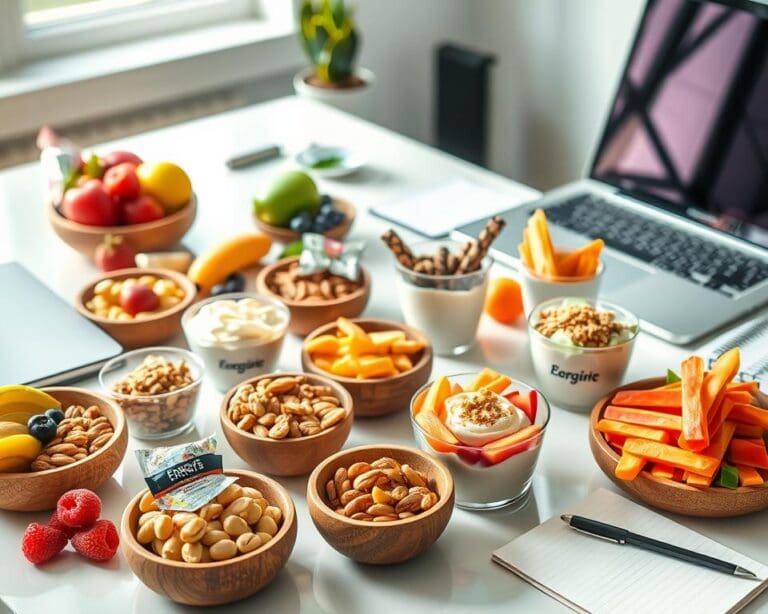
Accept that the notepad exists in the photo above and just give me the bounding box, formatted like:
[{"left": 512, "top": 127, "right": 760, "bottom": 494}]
[
  {"left": 492, "top": 489, "right": 768, "bottom": 614},
  {"left": 700, "top": 311, "right": 768, "bottom": 385},
  {"left": 370, "top": 178, "right": 536, "bottom": 238}
]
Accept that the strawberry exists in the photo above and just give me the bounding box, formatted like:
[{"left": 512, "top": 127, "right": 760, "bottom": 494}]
[
  {"left": 21, "top": 523, "right": 68, "bottom": 564},
  {"left": 71, "top": 520, "right": 119, "bottom": 562},
  {"left": 94, "top": 234, "right": 136, "bottom": 272},
  {"left": 56, "top": 488, "right": 102, "bottom": 529}
]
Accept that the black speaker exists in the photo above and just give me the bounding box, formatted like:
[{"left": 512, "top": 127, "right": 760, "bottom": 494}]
[{"left": 435, "top": 43, "right": 495, "bottom": 167}]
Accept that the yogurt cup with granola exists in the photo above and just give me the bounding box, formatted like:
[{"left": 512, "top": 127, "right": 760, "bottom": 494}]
[{"left": 528, "top": 298, "right": 639, "bottom": 411}]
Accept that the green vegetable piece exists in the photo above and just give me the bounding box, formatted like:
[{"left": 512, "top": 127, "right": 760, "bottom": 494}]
[
  {"left": 311, "top": 156, "right": 343, "bottom": 169},
  {"left": 718, "top": 464, "right": 739, "bottom": 489},
  {"left": 280, "top": 240, "right": 304, "bottom": 259},
  {"left": 666, "top": 369, "right": 681, "bottom": 384}
]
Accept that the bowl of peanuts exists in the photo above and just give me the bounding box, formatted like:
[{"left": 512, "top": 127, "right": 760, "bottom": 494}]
[
  {"left": 255, "top": 256, "right": 371, "bottom": 336},
  {"left": 307, "top": 444, "right": 454, "bottom": 564},
  {"left": 0, "top": 387, "right": 128, "bottom": 512},
  {"left": 121, "top": 470, "right": 297, "bottom": 606},
  {"left": 220, "top": 373, "right": 354, "bottom": 476},
  {"left": 76, "top": 267, "right": 197, "bottom": 349}
]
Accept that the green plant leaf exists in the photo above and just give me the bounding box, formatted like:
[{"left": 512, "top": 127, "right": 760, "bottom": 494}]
[
  {"left": 327, "top": 27, "right": 358, "bottom": 83},
  {"left": 666, "top": 369, "right": 681, "bottom": 384}
]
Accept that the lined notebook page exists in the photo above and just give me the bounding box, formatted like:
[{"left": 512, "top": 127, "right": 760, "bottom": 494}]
[{"left": 493, "top": 489, "right": 768, "bottom": 614}]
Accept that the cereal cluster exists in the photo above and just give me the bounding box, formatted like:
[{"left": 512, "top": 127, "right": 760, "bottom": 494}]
[
  {"left": 535, "top": 304, "right": 629, "bottom": 347},
  {"left": 86, "top": 274, "right": 185, "bottom": 320},
  {"left": 227, "top": 375, "right": 346, "bottom": 439},
  {"left": 266, "top": 261, "right": 362, "bottom": 303}
]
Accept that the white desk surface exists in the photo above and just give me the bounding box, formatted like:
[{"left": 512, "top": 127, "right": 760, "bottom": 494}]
[{"left": 0, "top": 96, "right": 765, "bottom": 614}]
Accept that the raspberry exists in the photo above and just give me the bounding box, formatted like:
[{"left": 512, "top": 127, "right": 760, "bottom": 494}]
[
  {"left": 71, "top": 519, "right": 119, "bottom": 562},
  {"left": 22, "top": 523, "right": 68, "bottom": 564},
  {"left": 56, "top": 489, "right": 101, "bottom": 528},
  {"left": 48, "top": 510, "right": 78, "bottom": 539}
]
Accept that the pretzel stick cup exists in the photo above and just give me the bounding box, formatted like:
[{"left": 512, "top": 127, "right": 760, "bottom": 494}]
[{"left": 381, "top": 229, "right": 415, "bottom": 269}]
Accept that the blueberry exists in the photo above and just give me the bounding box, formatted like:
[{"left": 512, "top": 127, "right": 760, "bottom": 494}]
[
  {"left": 45, "top": 408, "right": 65, "bottom": 424},
  {"left": 223, "top": 272, "right": 246, "bottom": 293},
  {"left": 27, "top": 414, "right": 58, "bottom": 444},
  {"left": 289, "top": 212, "right": 314, "bottom": 233},
  {"left": 326, "top": 209, "right": 346, "bottom": 227},
  {"left": 311, "top": 213, "right": 332, "bottom": 232},
  {"left": 319, "top": 202, "right": 335, "bottom": 215},
  {"left": 210, "top": 282, "right": 228, "bottom": 296},
  {"left": 320, "top": 194, "right": 333, "bottom": 207}
]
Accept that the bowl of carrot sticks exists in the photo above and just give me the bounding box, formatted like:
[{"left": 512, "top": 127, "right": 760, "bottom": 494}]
[{"left": 589, "top": 348, "right": 768, "bottom": 517}]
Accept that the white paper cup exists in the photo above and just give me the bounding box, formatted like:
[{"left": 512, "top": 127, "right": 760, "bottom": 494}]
[{"left": 519, "top": 262, "right": 604, "bottom": 316}]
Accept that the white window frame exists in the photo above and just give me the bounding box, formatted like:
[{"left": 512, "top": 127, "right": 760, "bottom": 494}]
[{"left": 0, "top": 0, "right": 266, "bottom": 69}]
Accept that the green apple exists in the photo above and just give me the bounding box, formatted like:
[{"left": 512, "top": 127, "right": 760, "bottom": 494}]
[{"left": 253, "top": 170, "right": 321, "bottom": 227}]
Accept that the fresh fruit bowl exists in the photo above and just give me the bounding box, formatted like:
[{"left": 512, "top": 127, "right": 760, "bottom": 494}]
[
  {"left": 76, "top": 267, "right": 197, "bottom": 349},
  {"left": 590, "top": 377, "right": 768, "bottom": 517},
  {"left": 0, "top": 387, "right": 128, "bottom": 512},
  {"left": 254, "top": 197, "right": 355, "bottom": 243},
  {"left": 121, "top": 470, "right": 297, "bottom": 606}
]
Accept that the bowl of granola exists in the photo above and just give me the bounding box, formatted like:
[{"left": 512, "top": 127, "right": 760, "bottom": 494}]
[{"left": 528, "top": 298, "right": 639, "bottom": 411}]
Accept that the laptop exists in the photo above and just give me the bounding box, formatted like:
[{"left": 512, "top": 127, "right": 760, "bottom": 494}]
[
  {"left": 454, "top": 0, "right": 768, "bottom": 345},
  {"left": 0, "top": 262, "right": 123, "bottom": 386}
]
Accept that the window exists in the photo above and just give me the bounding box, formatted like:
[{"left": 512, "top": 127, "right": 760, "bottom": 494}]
[{"left": 0, "top": 0, "right": 263, "bottom": 68}]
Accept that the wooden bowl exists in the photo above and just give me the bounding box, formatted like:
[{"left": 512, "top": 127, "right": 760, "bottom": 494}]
[
  {"left": 75, "top": 267, "right": 197, "bottom": 349},
  {"left": 121, "top": 470, "right": 297, "bottom": 606},
  {"left": 307, "top": 444, "right": 454, "bottom": 564},
  {"left": 253, "top": 198, "right": 355, "bottom": 243},
  {"left": 302, "top": 319, "right": 433, "bottom": 417},
  {"left": 590, "top": 377, "right": 768, "bottom": 517},
  {"left": 0, "top": 387, "right": 128, "bottom": 512},
  {"left": 48, "top": 194, "right": 196, "bottom": 257},
  {"left": 220, "top": 372, "right": 354, "bottom": 476},
  {"left": 256, "top": 256, "right": 370, "bottom": 336}
]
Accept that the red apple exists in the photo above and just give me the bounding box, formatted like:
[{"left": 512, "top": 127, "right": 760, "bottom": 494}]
[
  {"left": 121, "top": 195, "right": 164, "bottom": 225},
  {"left": 94, "top": 235, "right": 136, "bottom": 272},
  {"left": 102, "top": 150, "right": 143, "bottom": 170},
  {"left": 120, "top": 283, "right": 159, "bottom": 316},
  {"left": 103, "top": 163, "right": 140, "bottom": 201},
  {"left": 61, "top": 180, "right": 119, "bottom": 226}
]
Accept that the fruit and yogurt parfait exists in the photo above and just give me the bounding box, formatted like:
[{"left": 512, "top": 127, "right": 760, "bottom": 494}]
[
  {"left": 410, "top": 370, "right": 548, "bottom": 510},
  {"left": 182, "top": 293, "right": 290, "bottom": 391},
  {"left": 528, "top": 298, "right": 639, "bottom": 412}
]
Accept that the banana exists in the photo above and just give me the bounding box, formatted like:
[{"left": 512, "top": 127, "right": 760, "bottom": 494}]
[
  {"left": 0, "top": 422, "right": 29, "bottom": 439},
  {"left": 0, "top": 385, "right": 60, "bottom": 425},
  {"left": 0, "top": 434, "right": 42, "bottom": 473},
  {"left": 187, "top": 233, "right": 272, "bottom": 295}
]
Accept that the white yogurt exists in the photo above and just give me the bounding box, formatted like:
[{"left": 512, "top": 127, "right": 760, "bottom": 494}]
[{"left": 444, "top": 391, "right": 530, "bottom": 446}]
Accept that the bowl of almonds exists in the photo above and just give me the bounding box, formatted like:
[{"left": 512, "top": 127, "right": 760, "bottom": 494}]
[
  {"left": 256, "top": 256, "right": 371, "bottom": 336},
  {"left": 307, "top": 444, "right": 454, "bottom": 564},
  {"left": 220, "top": 373, "right": 354, "bottom": 476},
  {"left": 0, "top": 387, "right": 127, "bottom": 512},
  {"left": 121, "top": 470, "right": 297, "bottom": 606}
]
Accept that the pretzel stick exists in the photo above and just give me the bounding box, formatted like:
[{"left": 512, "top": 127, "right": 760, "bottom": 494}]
[
  {"left": 380, "top": 229, "right": 415, "bottom": 269},
  {"left": 462, "top": 216, "right": 507, "bottom": 272}
]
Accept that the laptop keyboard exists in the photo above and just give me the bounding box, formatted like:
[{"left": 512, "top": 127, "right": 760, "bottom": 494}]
[{"left": 543, "top": 194, "right": 768, "bottom": 298}]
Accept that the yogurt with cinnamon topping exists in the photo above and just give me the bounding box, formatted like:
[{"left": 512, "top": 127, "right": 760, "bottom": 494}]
[{"left": 444, "top": 390, "right": 530, "bottom": 446}]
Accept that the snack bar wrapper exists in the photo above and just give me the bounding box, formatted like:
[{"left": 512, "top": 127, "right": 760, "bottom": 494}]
[
  {"left": 298, "top": 233, "right": 365, "bottom": 281},
  {"left": 36, "top": 125, "right": 81, "bottom": 207},
  {"left": 135, "top": 434, "right": 237, "bottom": 511}
]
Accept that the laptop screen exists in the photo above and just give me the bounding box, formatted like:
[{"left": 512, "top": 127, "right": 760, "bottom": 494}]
[{"left": 590, "top": 0, "right": 768, "bottom": 249}]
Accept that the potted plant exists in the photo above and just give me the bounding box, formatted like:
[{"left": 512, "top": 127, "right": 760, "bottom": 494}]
[{"left": 293, "top": 0, "right": 375, "bottom": 116}]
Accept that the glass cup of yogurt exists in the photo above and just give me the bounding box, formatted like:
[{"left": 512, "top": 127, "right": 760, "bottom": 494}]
[
  {"left": 410, "top": 372, "right": 550, "bottom": 510},
  {"left": 181, "top": 292, "right": 290, "bottom": 392},
  {"left": 528, "top": 297, "right": 639, "bottom": 412},
  {"left": 395, "top": 240, "right": 491, "bottom": 356},
  {"left": 518, "top": 261, "right": 604, "bottom": 317}
]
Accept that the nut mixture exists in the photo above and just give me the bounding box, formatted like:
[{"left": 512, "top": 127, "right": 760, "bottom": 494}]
[
  {"left": 86, "top": 274, "right": 186, "bottom": 321},
  {"left": 136, "top": 482, "right": 283, "bottom": 563},
  {"left": 31, "top": 404, "right": 114, "bottom": 471},
  {"left": 112, "top": 354, "right": 198, "bottom": 436},
  {"left": 325, "top": 456, "right": 439, "bottom": 522},
  {"left": 535, "top": 304, "right": 630, "bottom": 347},
  {"left": 267, "top": 261, "right": 362, "bottom": 303},
  {"left": 227, "top": 375, "right": 347, "bottom": 439}
]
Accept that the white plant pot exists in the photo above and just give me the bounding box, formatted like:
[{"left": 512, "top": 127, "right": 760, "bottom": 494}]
[{"left": 293, "top": 67, "right": 375, "bottom": 118}]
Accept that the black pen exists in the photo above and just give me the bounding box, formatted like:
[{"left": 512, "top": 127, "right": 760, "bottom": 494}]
[{"left": 560, "top": 514, "right": 758, "bottom": 579}]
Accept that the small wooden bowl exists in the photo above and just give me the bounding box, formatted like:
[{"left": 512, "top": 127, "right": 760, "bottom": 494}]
[
  {"left": 220, "top": 372, "right": 354, "bottom": 476},
  {"left": 590, "top": 377, "right": 768, "bottom": 517},
  {"left": 254, "top": 198, "right": 355, "bottom": 243},
  {"left": 0, "top": 387, "right": 128, "bottom": 512},
  {"left": 76, "top": 267, "right": 197, "bottom": 349},
  {"left": 302, "top": 319, "right": 433, "bottom": 417},
  {"left": 307, "top": 444, "right": 454, "bottom": 564},
  {"left": 256, "top": 256, "right": 370, "bottom": 336},
  {"left": 48, "top": 194, "right": 197, "bottom": 257},
  {"left": 121, "top": 470, "right": 297, "bottom": 606}
]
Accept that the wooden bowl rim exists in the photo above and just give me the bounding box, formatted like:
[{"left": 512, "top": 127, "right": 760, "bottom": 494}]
[
  {"left": 48, "top": 193, "right": 197, "bottom": 235},
  {"left": 75, "top": 267, "right": 197, "bottom": 326},
  {"left": 0, "top": 386, "right": 126, "bottom": 478},
  {"left": 590, "top": 376, "right": 768, "bottom": 494},
  {"left": 219, "top": 371, "right": 354, "bottom": 446},
  {"left": 121, "top": 469, "right": 296, "bottom": 569},
  {"left": 256, "top": 256, "right": 370, "bottom": 309},
  {"left": 301, "top": 319, "right": 433, "bottom": 385},
  {"left": 307, "top": 443, "right": 454, "bottom": 527},
  {"left": 253, "top": 197, "right": 356, "bottom": 240}
]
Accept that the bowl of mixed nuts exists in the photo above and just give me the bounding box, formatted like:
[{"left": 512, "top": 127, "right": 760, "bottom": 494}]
[
  {"left": 0, "top": 387, "right": 128, "bottom": 512},
  {"left": 255, "top": 256, "right": 370, "bottom": 336},
  {"left": 220, "top": 373, "right": 354, "bottom": 476},
  {"left": 121, "top": 469, "right": 297, "bottom": 606},
  {"left": 307, "top": 444, "right": 454, "bottom": 564},
  {"left": 99, "top": 347, "right": 204, "bottom": 440}
]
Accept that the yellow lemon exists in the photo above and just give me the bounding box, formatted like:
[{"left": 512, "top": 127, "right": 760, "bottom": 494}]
[{"left": 136, "top": 162, "right": 192, "bottom": 211}]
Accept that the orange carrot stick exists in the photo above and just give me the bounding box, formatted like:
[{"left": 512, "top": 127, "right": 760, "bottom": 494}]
[
  {"left": 684, "top": 421, "right": 736, "bottom": 487},
  {"left": 728, "top": 404, "right": 768, "bottom": 430},
  {"left": 679, "top": 356, "right": 707, "bottom": 451},
  {"left": 611, "top": 389, "right": 682, "bottom": 409},
  {"left": 603, "top": 405, "right": 682, "bottom": 431},
  {"left": 615, "top": 451, "right": 645, "bottom": 480},
  {"left": 597, "top": 419, "right": 671, "bottom": 443},
  {"left": 622, "top": 438, "right": 720, "bottom": 478},
  {"left": 702, "top": 348, "right": 740, "bottom": 418},
  {"left": 736, "top": 464, "right": 764, "bottom": 487}
]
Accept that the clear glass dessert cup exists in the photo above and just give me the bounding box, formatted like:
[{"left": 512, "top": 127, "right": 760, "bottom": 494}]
[
  {"left": 527, "top": 297, "right": 639, "bottom": 413},
  {"left": 394, "top": 240, "right": 492, "bottom": 356},
  {"left": 410, "top": 372, "right": 550, "bottom": 510}
]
